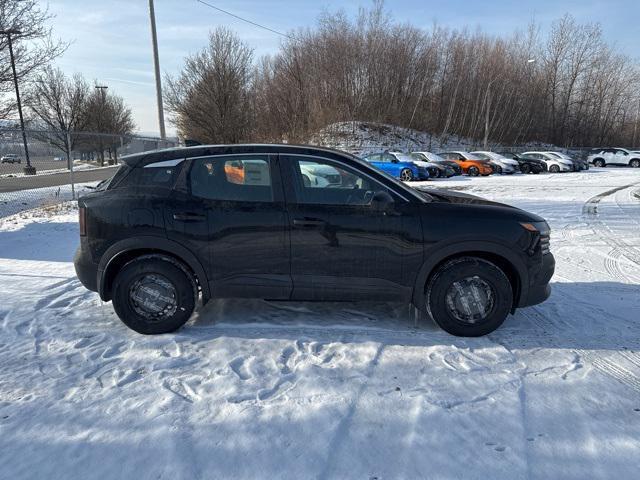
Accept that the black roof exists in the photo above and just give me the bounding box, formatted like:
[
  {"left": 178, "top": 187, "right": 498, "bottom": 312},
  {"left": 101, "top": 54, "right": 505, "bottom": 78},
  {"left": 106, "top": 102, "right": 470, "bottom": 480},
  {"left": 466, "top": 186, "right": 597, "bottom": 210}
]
[{"left": 121, "top": 143, "right": 357, "bottom": 168}]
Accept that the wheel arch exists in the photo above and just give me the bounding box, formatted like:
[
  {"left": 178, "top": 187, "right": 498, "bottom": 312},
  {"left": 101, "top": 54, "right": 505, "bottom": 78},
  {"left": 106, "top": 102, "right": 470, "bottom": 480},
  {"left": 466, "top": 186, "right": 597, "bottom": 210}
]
[
  {"left": 412, "top": 241, "right": 528, "bottom": 312},
  {"left": 98, "top": 236, "right": 210, "bottom": 303}
]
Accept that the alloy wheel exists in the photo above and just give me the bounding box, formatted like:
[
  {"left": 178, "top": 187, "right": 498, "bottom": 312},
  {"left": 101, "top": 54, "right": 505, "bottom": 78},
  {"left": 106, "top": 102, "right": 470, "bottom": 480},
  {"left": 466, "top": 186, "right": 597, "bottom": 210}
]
[{"left": 444, "top": 276, "right": 495, "bottom": 324}]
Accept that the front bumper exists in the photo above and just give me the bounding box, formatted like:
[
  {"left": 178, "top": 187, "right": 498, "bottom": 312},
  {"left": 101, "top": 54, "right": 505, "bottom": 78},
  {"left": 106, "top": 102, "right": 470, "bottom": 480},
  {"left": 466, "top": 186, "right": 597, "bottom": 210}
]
[{"left": 518, "top": 252, "right": 555, "bottom": 308}]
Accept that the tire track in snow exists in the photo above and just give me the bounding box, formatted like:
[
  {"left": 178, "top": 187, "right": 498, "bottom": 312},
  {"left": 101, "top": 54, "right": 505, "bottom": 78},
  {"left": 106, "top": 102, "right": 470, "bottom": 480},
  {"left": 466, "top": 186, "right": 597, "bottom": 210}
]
[
  {"left": 574, "top": 349, "right": 640, "bottom": 394},
  {"left": 517, "top": 304, "right": 640, "bottom": 395},
  {"left": 582, "top": 181, "right": 640, "bottom": 281}
]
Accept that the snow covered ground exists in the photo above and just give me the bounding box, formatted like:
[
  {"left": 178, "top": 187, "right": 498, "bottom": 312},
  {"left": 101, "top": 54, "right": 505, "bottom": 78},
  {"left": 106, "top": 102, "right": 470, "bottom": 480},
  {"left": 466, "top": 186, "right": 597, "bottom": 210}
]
[{"left": 1, "top": 168, "right": 640, "bottom": 479}]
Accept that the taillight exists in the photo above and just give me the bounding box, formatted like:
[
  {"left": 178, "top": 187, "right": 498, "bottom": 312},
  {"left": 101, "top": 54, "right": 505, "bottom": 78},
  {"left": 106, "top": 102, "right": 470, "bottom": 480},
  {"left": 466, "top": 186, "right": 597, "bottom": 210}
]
[{"left": 79, "top": 206, "right": 87, "bottom": 236}]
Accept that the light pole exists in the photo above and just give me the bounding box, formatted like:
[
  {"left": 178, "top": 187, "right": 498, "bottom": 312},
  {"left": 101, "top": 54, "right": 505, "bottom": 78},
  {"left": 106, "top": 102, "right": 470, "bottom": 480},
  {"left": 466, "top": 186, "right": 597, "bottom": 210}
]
[
  {"left": 0, "top": 28, "right": 35, "bottom": 175},
  {"left": 148, "top": 0, "right": 166, "bottom": 139}
]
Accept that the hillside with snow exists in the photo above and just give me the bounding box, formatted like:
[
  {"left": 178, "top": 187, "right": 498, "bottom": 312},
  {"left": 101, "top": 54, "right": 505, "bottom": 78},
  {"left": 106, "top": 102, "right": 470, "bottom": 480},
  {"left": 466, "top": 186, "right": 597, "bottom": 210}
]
[{"left": 307, "top": 121, "right": 557, "bottom": 155}]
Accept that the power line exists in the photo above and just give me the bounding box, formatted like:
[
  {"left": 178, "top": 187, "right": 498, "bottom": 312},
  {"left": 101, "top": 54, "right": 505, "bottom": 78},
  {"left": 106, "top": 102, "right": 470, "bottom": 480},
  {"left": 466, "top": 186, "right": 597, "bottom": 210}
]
[{"left": 195, "top": 0, "right": 292, "bottom": 39}]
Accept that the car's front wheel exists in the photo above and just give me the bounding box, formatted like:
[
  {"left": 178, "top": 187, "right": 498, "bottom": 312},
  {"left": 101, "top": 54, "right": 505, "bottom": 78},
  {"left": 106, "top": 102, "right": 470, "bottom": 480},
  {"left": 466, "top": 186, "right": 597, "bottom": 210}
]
[
  {"left": 467, "top": 166, "right": 479, "bottom": 176},
  {"left": 112, "top": 255, "right": 197, "bottom": 334},
  {"left": 549, "top": 164, "right": 560, "bottom": 173},
  {"left": 425, "top": 257, "right": 513, "bottom": 337},
  {"left": 593, "top": 158, "right": 605, "bottom": 168},
  {"left": 399, "top": 168, "right": 414, "bottom": 181},
  {"left": 520, "top": 164, "right": 531, "bottom": 174}
]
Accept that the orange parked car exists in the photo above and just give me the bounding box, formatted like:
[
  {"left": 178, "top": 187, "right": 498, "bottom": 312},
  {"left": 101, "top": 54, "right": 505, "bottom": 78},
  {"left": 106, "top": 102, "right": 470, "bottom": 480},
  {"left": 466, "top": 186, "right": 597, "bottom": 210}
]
[
  {"left": 224, "top": 160, "right": 245, "bottom": 184},
  {"left": 438, "top": 151, "right": 493, "bottom": 176}
]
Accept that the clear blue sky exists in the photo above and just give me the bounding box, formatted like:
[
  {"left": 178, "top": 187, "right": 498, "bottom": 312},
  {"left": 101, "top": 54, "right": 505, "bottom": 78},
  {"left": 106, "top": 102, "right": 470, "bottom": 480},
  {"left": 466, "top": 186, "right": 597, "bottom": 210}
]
[{"left": 47, "top": 0, "right": 640, "bottom": 135}]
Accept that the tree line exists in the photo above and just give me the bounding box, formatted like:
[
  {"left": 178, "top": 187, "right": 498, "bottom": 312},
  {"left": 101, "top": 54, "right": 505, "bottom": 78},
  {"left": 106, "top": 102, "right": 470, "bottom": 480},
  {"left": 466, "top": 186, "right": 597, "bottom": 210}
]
[{"left": 167, "top": 2, "right": 640, "bottom": 149}]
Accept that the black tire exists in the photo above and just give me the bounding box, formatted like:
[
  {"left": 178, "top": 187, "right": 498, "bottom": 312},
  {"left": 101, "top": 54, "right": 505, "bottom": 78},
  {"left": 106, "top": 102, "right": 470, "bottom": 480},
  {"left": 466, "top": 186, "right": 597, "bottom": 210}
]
[
  {"left": 112, "top": 255, "right": 197, "bottom": 334},
  {"left": 630, "top": 159, "right": 640, "bottom": 168},
  {"left": 593, "top": 158, "right": 605, "bottom": 168},
  {"left": 425, "top": 257, "right": 513, "bottom": 337},
  {"left": 467, "top": 166, "right": 479, "bottom": 177},
  {"left": 549, "top": 164, "right": 560, "bottom": 173},
  {"left": 495, "top": 165, "right": 503, "bottom": 174},
  {"left": 431, "top": 169, "right": 440, "bottom": 178},
  {"left": 520, "top": 164, "right": 531, "bottom": 174},
  {"left": 399, "top": 168, "right": 414, "bottom": 182}
]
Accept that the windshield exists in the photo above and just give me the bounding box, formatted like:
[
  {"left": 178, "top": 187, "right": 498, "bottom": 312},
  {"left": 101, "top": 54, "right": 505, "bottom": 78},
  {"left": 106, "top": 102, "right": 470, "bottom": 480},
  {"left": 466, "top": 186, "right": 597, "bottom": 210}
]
[
  {"left": 424, "top": 152, "right": 446, "bottom": 162},
  {"left": 392, "top": 153, "right": 415, "bottom": 162},
  {"left": 463, "top": 153, "right": 485, "bottom": 161}
]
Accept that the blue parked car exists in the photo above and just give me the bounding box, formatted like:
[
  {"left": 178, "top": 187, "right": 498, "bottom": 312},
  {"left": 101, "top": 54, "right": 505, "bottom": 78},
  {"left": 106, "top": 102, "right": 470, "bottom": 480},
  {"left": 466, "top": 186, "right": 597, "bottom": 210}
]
[{"left": 362, "top": 151, "right": 429, "bottom": 181}]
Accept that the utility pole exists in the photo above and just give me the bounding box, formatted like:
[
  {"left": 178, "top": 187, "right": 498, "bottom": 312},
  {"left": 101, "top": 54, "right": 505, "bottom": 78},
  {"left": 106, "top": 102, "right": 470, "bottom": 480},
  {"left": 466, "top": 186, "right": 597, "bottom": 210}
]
[
  {"left": 1, "top": 29, "right": 35, "bottom": 175},
  {"left": 95, "top": 85, "right": 108, "bottom": 166},
  {"left": 148, "top": 0, "right": 166, "bottom": 139}
]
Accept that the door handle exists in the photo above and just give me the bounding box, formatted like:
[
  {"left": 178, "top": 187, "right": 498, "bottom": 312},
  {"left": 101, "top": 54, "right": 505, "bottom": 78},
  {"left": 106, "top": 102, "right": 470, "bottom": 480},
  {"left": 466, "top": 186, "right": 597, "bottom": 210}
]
[
  {"left": 173, "top": 212, "right": 206, "bottom": 222},
  {"left": 293, "top": 218, "right": 326, "bottom": 227}
]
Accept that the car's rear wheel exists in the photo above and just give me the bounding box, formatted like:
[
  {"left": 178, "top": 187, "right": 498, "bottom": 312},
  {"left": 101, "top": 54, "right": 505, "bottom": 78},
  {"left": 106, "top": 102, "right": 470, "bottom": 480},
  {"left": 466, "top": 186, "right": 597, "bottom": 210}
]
[
  {"left": 112, "top": 255, "right": 197, "bottom": 334},
  {"left": 593, "top": 158, "right": 605, "bottom": 168},
  {"left": 467, "top": 166, "right": 479, "bottom": 176},
  {"left": 549, "top": 164, "right": 560, "bottom": 173},
  {"left": 520, "top": 164, "right": 531, "bottom": 174},
  {"left": 630, "top": 159, "right": 640, "bottom": 168},
  {"left": 425, "top": 257, "right": 513, "bottom": 337},
  {"left": 400, "top": 168, "right": 414, "bottom": 181}
]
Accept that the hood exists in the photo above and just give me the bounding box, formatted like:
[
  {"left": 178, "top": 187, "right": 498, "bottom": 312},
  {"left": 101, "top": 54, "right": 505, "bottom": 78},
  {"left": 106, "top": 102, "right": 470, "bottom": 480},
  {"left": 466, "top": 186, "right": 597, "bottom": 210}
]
[
  {"left": 416, "top": 188, "right": 508, "bottom": 207},
  {"left": 416, "top": 188, "right": 546, "bottom": 222},
  {"left": 412, "top": 160, "right": 442, "bottom": 169},
  {"left": 501, "top": 158, "right": 520, "bottom": 166}
]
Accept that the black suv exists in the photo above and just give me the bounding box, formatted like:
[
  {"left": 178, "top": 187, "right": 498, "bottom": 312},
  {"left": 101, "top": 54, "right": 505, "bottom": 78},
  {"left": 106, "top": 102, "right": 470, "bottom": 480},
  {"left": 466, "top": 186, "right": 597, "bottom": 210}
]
[{"left": 74, "top": 144, "right": 555, "bottom": 337}]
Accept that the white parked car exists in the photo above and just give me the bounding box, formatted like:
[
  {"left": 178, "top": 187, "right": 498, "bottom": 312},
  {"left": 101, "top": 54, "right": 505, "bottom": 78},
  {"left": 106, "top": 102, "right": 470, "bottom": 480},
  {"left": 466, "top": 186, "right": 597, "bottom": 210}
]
[
  {"left": 587, "top": 148, "right": 640, "bottom": 168},
  {"left": 521, "top": 151, "right": 573, "bottom": 173},
  {"left": 299, "top": 161, "right": 343, "bottom": 187},
  {"left": 471, "top": 151, "right": 520, "bottom": 174},
  {"left": 545, "top": 151, "right": 587, "bottom": 170}
]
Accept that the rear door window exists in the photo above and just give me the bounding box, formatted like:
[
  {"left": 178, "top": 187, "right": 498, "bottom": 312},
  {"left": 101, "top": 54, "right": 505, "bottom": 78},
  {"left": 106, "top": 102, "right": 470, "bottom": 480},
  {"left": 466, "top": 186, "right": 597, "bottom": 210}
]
[{"left": 189, "top": 155, "right": 273, "bottom": 202}]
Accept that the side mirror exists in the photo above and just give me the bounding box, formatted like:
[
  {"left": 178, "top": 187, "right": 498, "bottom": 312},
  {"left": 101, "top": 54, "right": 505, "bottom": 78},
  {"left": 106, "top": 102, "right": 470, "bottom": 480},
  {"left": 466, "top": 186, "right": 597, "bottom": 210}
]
[{"left": 370, "top": 190, "right": 394, "bottom": 212}]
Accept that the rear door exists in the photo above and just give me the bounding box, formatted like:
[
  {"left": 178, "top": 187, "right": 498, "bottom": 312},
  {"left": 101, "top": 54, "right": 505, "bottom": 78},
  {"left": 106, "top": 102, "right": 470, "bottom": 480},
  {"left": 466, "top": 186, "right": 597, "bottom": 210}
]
[
  {"left": 165, "top": 153, "right": 291, "bottom": 299},
  {"left": 280, "top": 153, "right": 423, "bottom": 302}
]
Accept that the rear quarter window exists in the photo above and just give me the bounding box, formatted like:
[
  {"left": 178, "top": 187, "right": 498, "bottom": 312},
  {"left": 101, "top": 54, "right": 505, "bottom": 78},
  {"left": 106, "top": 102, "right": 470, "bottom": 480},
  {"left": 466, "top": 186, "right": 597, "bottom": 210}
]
[{"left": 111, "top": 162, "right": 181, "bottom": 190}]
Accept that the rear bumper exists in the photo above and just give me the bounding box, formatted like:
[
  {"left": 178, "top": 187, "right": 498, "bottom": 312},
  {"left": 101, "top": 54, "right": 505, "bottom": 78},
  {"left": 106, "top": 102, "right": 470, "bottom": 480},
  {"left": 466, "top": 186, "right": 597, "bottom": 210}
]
[
  {"left": 518, "top": 253, "right": 555, "bottom": 308},
  {"left": 74, "top": 247, "right": 99, "bottom": 293}
]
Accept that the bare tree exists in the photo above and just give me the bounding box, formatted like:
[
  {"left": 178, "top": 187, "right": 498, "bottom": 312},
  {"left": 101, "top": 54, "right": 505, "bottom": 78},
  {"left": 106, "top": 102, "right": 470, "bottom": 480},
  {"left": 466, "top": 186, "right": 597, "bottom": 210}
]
[
  {"left": 165, "top": 27, "right": 253, "bottom": 144},
  {"left": 82, "top": 86, "right": 135, "bottom": 165},
  {"left": 25, "top": 67, "right": 90, "bottom": 166},
  {"left": 0, "top": 0, "right": 67, "bottom": 118}
]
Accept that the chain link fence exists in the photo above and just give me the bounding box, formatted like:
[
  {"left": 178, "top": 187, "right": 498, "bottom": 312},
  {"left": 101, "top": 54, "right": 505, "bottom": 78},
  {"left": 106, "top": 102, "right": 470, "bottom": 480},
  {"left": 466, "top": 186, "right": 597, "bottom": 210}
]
[{"left": 0, "top": 128, "right": 177, "bottom": 218}]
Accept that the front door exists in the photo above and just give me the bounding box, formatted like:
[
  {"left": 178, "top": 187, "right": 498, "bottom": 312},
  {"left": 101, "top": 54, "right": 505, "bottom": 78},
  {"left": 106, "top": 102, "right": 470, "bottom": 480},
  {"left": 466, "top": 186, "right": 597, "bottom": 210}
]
[
  {"left": 280, "top": 154, "right": 423, "bottom": 302},
  {"left": 165, "top": 153, "right": 291, "bottom": 299}
]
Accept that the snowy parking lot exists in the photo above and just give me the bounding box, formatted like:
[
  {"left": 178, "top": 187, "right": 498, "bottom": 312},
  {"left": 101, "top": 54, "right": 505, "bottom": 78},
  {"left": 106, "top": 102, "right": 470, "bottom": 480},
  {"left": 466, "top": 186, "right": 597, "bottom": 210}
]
[{"left": 1, "top": 168, "right": 640, "bottom": 479}]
